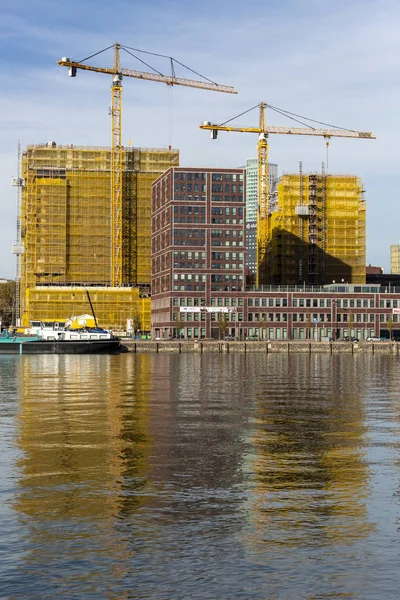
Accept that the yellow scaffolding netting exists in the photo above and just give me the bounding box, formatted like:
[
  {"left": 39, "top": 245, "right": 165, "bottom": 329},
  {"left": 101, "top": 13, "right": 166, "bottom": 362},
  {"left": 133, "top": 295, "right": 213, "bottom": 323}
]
[
  {"left": 266, "top": 174, "right": 366, "bottom": 285},
  {"left": 24, "top": 286, "right": 151, "bottom": 331},
  {"left": 19, "top": 144, "right": 179, "bottom": 327}
]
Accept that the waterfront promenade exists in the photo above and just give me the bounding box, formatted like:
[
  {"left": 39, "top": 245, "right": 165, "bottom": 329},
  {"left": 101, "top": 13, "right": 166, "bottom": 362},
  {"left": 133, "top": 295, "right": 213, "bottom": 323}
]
[{"left": 122, "top": 339, "right": 400, "bottom": 354}]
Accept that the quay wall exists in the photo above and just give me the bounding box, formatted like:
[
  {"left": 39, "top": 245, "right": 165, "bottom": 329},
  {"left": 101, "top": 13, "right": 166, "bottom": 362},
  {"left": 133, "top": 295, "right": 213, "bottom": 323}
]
[{"left": 121, "top": 341, "right": 400, "bottom": 355}]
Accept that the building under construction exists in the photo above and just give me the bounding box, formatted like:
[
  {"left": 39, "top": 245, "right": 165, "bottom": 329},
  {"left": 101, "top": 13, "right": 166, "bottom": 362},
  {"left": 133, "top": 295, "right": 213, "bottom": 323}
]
[
  {"left": 266, "top": 171, "right": 366, "bottom": 285},
  {"left": 17, "top": 143, "right": 179, "bottom": 328}
]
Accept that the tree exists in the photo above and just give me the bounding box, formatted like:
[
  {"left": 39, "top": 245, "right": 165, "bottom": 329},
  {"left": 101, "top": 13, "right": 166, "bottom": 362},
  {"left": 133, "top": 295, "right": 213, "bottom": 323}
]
[
  {"left": 175, "top": 314, "right": 184, "bottom": 339},
  {"left": 218, "top": 313, "right": 228, "bottom": 340},
  {"left": 305, "top": 314, "right": 312, "bottom": 340},
  {"left": 132, "top": 310, "right": 142, "bottom": 337},
  {"left": 387, "top": 316, "right": 394, "bottom": 341},
  {"left": 0, "top": 281, "right": 16, "bottom": 328},
  {"left": 348, "top": 313, "right": 354, "bottom": 339},
  {"left": 259, "top": 319, "right": 267, "bottom": 341}
]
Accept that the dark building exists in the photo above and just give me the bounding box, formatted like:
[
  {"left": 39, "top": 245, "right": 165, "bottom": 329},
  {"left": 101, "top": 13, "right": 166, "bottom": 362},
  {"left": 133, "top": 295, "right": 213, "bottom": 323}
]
[
  {"left": 151, "top": 167, "right": 246, "bottom": 339},
  {"left": 366, "top": 264, "right": 383, "bottom": 275}
]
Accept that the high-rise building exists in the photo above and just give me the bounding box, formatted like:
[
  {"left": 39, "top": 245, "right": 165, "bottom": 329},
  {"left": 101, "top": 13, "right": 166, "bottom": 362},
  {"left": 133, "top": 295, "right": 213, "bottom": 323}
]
[
  {"left": 265, "top": 173, "right": 366, "bottom": 285},
  {"left": 17, "top": 143, "right": 179, "bottom": 328},
  {"left": 245, "top": 158, "right": 278, "bottom": 275},
  {"left": 151, "top": 167, "right": 246, "bottom": 339},
  {"left": 390, "top": 245, "right": 400, "bottom": 274}
]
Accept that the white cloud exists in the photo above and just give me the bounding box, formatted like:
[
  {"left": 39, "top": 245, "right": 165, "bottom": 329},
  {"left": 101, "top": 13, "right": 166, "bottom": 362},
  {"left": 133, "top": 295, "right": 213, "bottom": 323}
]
[{"left": 0, "top": 0, "right": 398, "bottom": 276}]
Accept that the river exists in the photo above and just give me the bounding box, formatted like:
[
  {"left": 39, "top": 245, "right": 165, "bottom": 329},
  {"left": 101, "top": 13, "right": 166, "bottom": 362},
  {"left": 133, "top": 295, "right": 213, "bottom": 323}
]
[{"left": 1, "top": 353, "right": 400, "bottom": 599}]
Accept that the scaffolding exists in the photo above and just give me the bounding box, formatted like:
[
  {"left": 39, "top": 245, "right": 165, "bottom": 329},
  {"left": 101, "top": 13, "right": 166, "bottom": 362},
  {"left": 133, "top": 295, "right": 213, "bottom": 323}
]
[
  {"left": 19, "top": 143, "right": 179, "bottom": 327},
  {"left": 267, "top": 173, "right": 366, "bottom": 285},
  {"left": 24, "top": 286, "right": 151, "bottom": 331}
]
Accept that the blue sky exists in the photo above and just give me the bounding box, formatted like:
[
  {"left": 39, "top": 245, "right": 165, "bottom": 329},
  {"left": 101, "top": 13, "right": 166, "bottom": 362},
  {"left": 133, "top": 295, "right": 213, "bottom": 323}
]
[{"left": 0, "top": 0, "right": 398, "bottom": 277}]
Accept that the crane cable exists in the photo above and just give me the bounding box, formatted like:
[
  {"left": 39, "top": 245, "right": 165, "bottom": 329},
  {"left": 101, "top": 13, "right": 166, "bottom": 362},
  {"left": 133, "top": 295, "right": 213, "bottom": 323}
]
[{"left": 216, "top": 102, "right": 358, "bottom": 133}]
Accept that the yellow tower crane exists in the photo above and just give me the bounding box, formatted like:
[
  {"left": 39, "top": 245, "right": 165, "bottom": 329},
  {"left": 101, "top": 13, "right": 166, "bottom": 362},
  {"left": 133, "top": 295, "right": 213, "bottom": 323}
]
[
  {"left": 59, "top": 43, "right": 237, "bottom": 287},
  {"left": 200, "top": 102, "right": 375, "bottom": 286}
]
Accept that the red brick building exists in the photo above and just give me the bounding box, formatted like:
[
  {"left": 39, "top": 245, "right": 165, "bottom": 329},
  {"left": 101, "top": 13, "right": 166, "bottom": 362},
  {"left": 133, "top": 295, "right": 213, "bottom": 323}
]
[{"left": 151, "top": 167, "right": 400, "bottom": 341}]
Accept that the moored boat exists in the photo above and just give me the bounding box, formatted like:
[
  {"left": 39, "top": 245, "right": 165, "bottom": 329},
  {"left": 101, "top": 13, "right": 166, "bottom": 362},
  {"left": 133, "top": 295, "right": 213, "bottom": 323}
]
[{"left": 0, "top": 326, "right": 121, "bottom": 354}]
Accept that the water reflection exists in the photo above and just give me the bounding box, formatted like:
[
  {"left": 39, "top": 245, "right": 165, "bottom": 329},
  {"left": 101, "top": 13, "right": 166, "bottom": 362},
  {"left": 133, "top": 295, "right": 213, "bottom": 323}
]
[
  {"left": 248, "top": 354, "right": 373, "bottom": 552},
  {"left": 14, "top": 354, "right": 153, "bottom": 597},
  {"left": 5, "top": 353, "right": 400, "bottom": 598}
]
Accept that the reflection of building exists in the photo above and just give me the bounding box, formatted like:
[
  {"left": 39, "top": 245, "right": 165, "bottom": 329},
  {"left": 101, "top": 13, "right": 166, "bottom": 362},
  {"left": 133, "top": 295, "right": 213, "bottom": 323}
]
[
  {"left": 390, "top": 245, "right": 400, "bottom": 274},
  {"left": 247, "top": 354, "right": 373, "bottom": 551},
  {"left": 14, "top": 354, "right": 153, "bottom": 585},
  {"left": 18, "top": 143, "right": 179, "bottom": 327},
  {"left": 266, "top": 173, "right": 366, "bottom": 285}
]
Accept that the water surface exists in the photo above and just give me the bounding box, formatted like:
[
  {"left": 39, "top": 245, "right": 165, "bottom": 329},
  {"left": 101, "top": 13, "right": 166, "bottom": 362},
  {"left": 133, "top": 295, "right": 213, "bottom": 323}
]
[{"left": 1, "top": 353, "right": 400, "bottom": 599}]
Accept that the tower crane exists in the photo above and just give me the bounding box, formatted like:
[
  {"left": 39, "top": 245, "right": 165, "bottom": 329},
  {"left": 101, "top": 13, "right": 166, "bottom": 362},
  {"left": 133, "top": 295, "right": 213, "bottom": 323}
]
[
  {"left": 200, "top": 102, "right": 375, "bottom": 285},
  {"left": 59, "top": 43, "right": 237, "bottom": 287}
]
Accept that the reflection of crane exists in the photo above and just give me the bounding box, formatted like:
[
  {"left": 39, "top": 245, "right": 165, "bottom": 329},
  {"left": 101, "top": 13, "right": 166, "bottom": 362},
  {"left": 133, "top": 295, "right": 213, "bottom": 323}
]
[
  {"left": 200, "top": 102, "right": 375, "bottom": 285},
  {"left": 59, "top": 43, "right": 237, "bottom": 286}
]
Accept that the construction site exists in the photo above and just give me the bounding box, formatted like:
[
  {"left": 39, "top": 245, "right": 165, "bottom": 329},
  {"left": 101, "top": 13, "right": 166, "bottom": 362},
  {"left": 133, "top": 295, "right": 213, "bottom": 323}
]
[
  {"left": 266, "top": 171, "right": 366, "bottom": 285},
  {"left": 17, "top": 143, "right": 179, "bottom": 329}
]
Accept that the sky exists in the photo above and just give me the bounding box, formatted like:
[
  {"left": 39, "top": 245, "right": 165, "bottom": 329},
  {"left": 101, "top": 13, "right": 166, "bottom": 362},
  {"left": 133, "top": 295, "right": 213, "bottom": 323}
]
[{"left": 0, "top": 0, "right": 398, "bottom": 277}]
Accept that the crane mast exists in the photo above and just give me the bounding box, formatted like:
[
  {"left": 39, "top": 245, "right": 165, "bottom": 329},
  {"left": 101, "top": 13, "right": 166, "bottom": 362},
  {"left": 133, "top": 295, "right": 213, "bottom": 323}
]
[
  {"left": 111, "top": 44, "right": 123, "bottom": 286},
  {"left": 59, "top": 43, "right": 237, "bottom": 288},
  {"left": 200, "top": 103, "right": 375, "bottom": 286}
]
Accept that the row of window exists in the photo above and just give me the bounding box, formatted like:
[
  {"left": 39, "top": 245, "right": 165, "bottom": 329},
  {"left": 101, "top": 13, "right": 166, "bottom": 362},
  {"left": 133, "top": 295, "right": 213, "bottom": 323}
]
[
  {"left": 247, "top": 297, "right": 377, "bottom": 308},
  {"left": 174, "top": 262, "right": 206, "bottom": 269},
  {"left": 248, "top": 313, "right": 378, "bottom": 323},
  {"left": 172, "top": 297, "right": 244, "bottom": 307},
  {"left": 174, "top": 312, "right": 244, "bottom": 322},
  {"left": 173, "top": 251, "right": 206, "bottom": 259},
  {"left": 173, "top": 194, "right": 244, "bottom": 202},
  {"left": 211, "top": 173, "right": 243, "bottom": 182},
  {"left": 211, "top": 195, "right": 244, "bottom": 202},
  {"left": 171, "top": 311, "right": 395, "bottom": 324},
  {"left": 174, "top": 195, "right": 207, "bottom": 202},
  {"left": 173, "top": 228, "right": 205, "bottom": 236},
  {"left": 175, "top": 184, "right": 206, "bottom": 192},
  {"left": 174, "top": 274, "right": 207, "bottom": 281},
  {"left": 174, "top": 239, "right": 206, "bottom": 246},
  {"left": 174, "top": 172, "right": 206, "bottom": 181},
  {"left": 173, "top": 172, "right": 244, "bottom": 182},
  {"left": 212, "top": 185, "right": 243, "bottom": 193},
  {"left": 210, "top": 241, "right": 244, "bottom": 246},
  {"left": 173, "top": 285, "right": 206, "bottom": 291},
  {"left": 174, "top": 206, "right": 206, "bottom": 214}
]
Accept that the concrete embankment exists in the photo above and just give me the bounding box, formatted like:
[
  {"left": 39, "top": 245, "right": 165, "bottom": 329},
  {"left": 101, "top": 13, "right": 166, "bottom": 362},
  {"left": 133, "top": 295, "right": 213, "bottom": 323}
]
[{"left": 121, "top": 340, "right": 400, "bottom": 355}]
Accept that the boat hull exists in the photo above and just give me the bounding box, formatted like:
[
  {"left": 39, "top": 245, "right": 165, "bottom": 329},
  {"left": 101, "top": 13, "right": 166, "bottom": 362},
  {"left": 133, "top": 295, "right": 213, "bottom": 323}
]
[{"left": 0, "top": 339, "right": 121, "bottom": 354}]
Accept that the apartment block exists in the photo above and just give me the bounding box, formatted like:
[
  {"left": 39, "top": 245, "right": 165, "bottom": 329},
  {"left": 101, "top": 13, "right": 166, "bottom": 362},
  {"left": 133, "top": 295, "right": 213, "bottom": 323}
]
[{"left": 151, "top": 167, "right": 246, "bottom": 339}]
